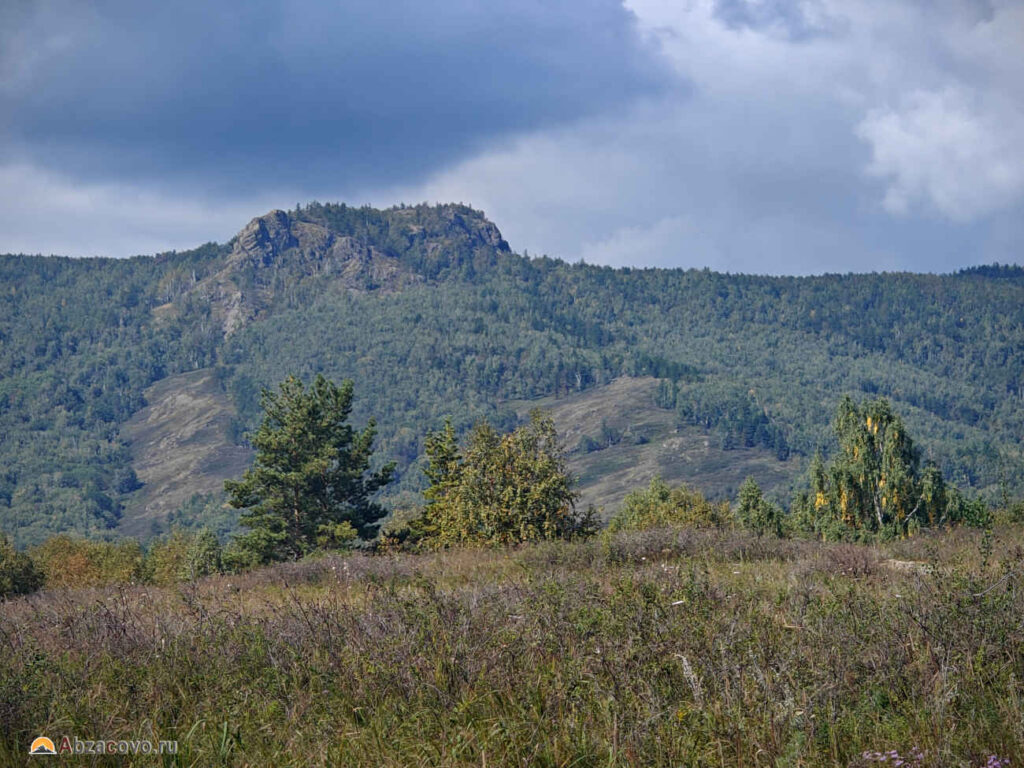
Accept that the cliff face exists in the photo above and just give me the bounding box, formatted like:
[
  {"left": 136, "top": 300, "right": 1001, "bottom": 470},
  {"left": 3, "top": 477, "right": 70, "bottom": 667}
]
[
  {"left": 192, "top": 209, "right": 421, "bottom": 335},
  {"left": 172, "top": 203, "right": 511, "bottom": 336},
  {"left": 229, "top": 209, "right": 412, "bottom": 284}
]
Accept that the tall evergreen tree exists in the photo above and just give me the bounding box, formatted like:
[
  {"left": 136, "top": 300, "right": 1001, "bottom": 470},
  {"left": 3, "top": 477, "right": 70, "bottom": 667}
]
[{"left": 225, "top": 374, "right": 394, "bottom": 564}]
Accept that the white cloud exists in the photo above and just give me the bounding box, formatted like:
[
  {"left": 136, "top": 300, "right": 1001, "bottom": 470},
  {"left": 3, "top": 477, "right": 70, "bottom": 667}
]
[
  {"left": 856, "top": 87, "right": 1024, "bottom": 220},
  {"left": 578, "top": 216, "right": 700, "bottom": 268},
  {"left": 0, "top": 164, "right": 282, "bottom": 257}
]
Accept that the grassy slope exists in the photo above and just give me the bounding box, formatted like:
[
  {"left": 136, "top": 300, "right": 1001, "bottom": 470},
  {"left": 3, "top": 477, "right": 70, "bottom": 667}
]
[
  {"left": 2, "top": 526, "right": 1021, "bottom": 766},
  {"left": 119, "top": 369, "right": 252, "bottom": 537},
  {"left": 513, "top": 376, "right": 796, "bottom": 514},
  {"left": 123, "top": 373, "right": 795, "bottom": 533}
]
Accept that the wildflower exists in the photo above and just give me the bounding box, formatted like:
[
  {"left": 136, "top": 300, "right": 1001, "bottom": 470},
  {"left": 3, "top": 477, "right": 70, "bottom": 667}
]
[{"left": 862, "top": 748, "right": 924, "bottom": 767}]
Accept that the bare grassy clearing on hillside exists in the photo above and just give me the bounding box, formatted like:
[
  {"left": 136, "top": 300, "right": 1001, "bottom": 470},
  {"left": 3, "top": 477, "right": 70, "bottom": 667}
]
[
  {"left": 121, "top": 368, "right": 251, "bottom": 536},
  {"left": 512, "top": 377, "right": 795, "bottom": 514}
]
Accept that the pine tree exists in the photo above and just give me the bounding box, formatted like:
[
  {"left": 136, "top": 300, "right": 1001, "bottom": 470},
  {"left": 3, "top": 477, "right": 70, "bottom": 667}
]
[
  {"left": 225, "top": 374, "right": 394, "bottom": 564},
  {"left": 422, "top": 418, "right": 461, "bottom": 509}
]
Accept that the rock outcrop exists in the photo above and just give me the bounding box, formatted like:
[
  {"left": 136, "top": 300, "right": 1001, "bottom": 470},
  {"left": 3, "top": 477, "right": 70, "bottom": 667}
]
[{"left": 194, "top": 209, "right": 421, "bottom": 335}]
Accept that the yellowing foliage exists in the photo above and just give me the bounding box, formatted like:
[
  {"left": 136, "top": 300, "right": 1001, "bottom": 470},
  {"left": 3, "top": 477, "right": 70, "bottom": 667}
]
[
  {"left": 610, "top": 477, "right": 733, "bottom": 533},
  {"left": 30, "top": 535, "right": 143, "bottom": 588}
]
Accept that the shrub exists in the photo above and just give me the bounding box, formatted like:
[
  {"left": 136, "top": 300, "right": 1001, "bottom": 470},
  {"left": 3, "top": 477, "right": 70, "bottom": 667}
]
[
  {"left": 949, "top": 491, "right": 993, "bottom": 529},
  {"left": 30, "top": 535, "right": 143, "bottom": 588},
  {"left": 375, "top": 503, "right": 428, "bottom": 553},
  {"left": 145, "top": 528, "right": 223, "bottom": 585},
  {"left": 994, "top": 499, "right": 1024, "bottom": 525},
  {"left": 607, "top": 477, "right": 732, "bottom": 533},
  {"left": 735, "top": 477, "right": 784, "bottom": 537},
  {"left": 0, "top": 532, "right": 43, "bottom": 598}
]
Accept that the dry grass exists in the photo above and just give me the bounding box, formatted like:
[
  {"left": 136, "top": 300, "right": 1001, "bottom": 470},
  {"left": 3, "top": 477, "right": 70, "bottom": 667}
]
[{"left": 1, "top": 527, "right": 1021, "bottom": 766}]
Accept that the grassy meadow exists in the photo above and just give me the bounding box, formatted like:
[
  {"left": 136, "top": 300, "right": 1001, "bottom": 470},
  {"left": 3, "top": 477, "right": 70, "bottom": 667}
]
[{"left": 2, "top": 526, "right": 1022, "bottom": 767}]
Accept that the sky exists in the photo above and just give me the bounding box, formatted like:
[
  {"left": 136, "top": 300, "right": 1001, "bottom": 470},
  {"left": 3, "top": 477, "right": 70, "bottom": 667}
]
[{"left": 1, "top": 0, "right": 1022, "bottom": 273}]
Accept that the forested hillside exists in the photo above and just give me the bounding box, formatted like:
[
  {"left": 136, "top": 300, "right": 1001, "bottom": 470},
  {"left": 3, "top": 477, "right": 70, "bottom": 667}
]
[{"left": 1, "top": 203, "right": 1021, "bottom": 545}]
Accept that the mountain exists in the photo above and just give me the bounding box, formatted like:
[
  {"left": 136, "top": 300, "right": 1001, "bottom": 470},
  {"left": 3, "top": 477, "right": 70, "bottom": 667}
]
[{"left": 1, "top": 203, "right": 1022, "bottom": 545}]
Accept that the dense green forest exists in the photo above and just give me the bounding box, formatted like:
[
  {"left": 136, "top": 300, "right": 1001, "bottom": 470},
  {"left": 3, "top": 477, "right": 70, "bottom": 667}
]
[{"left": 1, "top": 202, "right": 1022, "bottom": 545}]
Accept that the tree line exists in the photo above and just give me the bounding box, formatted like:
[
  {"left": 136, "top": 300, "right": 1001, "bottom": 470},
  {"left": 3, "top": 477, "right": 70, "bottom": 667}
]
[{"left": 3, "top": 373, "right": 1018, "bottom": 598}]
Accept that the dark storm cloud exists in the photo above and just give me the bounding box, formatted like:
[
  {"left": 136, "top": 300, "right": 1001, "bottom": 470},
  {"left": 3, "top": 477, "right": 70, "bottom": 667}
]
[
  {"left": 3, "top": 0, "right": 1021, "bottom": 270},
  {"left": 0, "top": 0, "right": 672, "bottom": 192}
]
